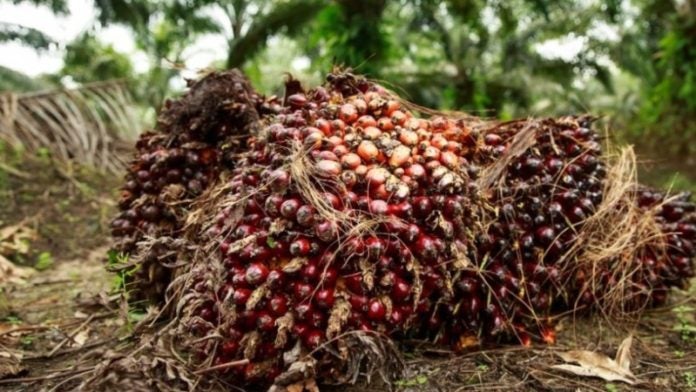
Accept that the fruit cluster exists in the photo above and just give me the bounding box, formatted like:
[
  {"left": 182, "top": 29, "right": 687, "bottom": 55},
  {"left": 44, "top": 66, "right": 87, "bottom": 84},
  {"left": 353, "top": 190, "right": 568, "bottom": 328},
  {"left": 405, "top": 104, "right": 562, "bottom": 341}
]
[
  {"left": 110, "top": 70, "right": 265, "bottom": 301},
  {"left": 113, "top": 70, "right": 696, "bottom": 387}
]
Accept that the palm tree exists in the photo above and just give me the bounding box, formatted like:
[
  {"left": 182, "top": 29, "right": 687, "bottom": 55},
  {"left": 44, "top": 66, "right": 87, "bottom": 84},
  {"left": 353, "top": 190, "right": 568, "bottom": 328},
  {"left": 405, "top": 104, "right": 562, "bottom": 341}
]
[
  {"left": 0, "top": 0, "right": 67, "bottom": 48},
  {"left": 93, "top": 0, "right": 221, "bottom": 109},
  {"left": 195, "top": 0, "right": 328, "bottom": 69},
  {"left": 387, "top": 0, "right": 617, "bottom": 115}
]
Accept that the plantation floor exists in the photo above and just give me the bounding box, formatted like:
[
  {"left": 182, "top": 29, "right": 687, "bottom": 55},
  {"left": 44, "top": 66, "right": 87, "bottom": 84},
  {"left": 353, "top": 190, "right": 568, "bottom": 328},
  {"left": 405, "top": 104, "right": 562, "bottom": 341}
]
[{"left": 2, "top": 152, "right": 696, "bottom": 391}]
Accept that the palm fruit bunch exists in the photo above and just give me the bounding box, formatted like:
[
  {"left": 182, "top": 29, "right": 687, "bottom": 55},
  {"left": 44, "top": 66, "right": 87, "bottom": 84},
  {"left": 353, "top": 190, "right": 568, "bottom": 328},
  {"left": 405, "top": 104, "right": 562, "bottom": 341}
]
[
  {"left": 111, "top": 70, "right": 696, "bottom": 388},
  {"left": 164, "top": 71, "right": 696, "bottom": 387},
  {"left": 110, "top": 70, "right": 267, "bottom": 302}
]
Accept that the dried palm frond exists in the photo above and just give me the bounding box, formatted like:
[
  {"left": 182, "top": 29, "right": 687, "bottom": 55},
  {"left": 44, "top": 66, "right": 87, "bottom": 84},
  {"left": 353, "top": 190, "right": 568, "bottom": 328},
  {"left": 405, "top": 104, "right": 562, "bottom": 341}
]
[{"left": 0, "top": 80, "right": 140, "bottom": 174}]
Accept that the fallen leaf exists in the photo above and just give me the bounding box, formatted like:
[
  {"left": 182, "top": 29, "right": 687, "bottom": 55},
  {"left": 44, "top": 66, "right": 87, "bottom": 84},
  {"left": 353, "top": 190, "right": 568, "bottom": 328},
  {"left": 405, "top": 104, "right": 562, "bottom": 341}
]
[
  {"left": 73, "top": 329, "right": 90, "bottom": 347},
  {"left": 0, "top": 350, "right": 25, "bottom": 378},
  {"left": 0, "top": 254, "right": 32, "bottom": 285},
  {"left": 285, "top": 379, "right": 319, "bottom": 392},
  {"left": 73, "top": 310, "right": 88, "bottom": 319},
  {"left": 551, "top": 336, "right": 637, "bottom": 385}
]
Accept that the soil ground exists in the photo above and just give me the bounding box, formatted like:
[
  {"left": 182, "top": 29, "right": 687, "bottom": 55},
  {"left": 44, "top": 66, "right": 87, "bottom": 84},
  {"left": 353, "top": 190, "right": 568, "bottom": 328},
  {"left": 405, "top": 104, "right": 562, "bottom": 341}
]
[{"left": 1, "top": 148, "right": 696, "bottom": 391}]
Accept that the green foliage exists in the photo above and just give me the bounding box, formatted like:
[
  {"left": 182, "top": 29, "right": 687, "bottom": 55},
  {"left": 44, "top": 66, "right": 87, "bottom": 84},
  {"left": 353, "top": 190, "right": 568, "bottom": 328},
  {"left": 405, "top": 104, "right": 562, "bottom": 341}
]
[
  {"left": 222, "top": 0, "right": 328, "bottom": 68},
  {"left": 107, "top": 249, "right": 135, "bottom": 293},
  {"left": 685, "top": 371, "right": 696, "bottom": 388},
  {"left": 4, "top": 0, "right": 694, "bottom": 167},
  {"left": 395, "top": 374, "right": 428, "bottom": 387},
  {"left": 672, "top": 305, "right": 696, "bottom": 343},
  {"left": 2, "top": 315, "right": 22, "bottom": 325},
  {"left": 0, "top": 0, "right": 68, "bottom": 48},
  {"left": 636, "top": 7, "right": 696, "bottom": 154},
  {"left": 0, "top": 22, "right": 54, "bottom": 49},
  {"left": 91, "top": 0, "right": 223, "bottom": 109},
  {"left": 61, "top": 34, "right": 134, "bottom": 84},
  {"left": 605, "top": 383, "right": 619, "bottom": 392},
  {"left": 34, "top": 252, "right": 54, "bottom": 271},
  {"left": 374, "top": 0, "right": 618, "bottom": 114},
  {"left": 0, "top": 65, "right": 49, "bottom": 92},
  {"left": 307, "top": 0, "right": 390, "bottom": 77},
  {"left": 9, "top": 0, "right": 67, "bottom": 13}
]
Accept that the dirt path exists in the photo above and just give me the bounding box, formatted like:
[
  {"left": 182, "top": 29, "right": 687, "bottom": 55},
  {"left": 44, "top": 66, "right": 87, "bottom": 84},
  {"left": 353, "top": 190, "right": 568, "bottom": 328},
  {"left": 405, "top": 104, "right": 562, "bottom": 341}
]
[{"left": 0, "top": 245, "right": 121, "bottom": 391}]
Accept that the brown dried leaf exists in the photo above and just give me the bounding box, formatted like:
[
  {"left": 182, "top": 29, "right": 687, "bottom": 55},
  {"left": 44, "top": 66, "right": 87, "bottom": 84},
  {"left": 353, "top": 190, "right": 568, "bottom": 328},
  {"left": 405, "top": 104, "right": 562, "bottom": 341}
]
[
  {"left": 275, "top": 313, "right": 294, "bottom": 348},
  {"left": 615, "top": 335, "right": 632, "bottom": 371},
  {"left": 228, "top": 235, "right": 257, "bottom": 254},
  {"left": 552, "top": 336, "right": 636, "bottom": 385},
  {"left": 241, "top": 331, "right": 261, "bottom": 360},
  {"left": 359, "top": 259, "right": 375, "bottom": 291},
  {"left": 285, "top": 379, "right": 319, "bottom": 392},
  {"left": 73, "top": 329, "right": 90, "bottom": 347},
  {"left": 282, "top": 257, "right": 308, "bottom": 273},
  {"left": 0, "top": 254, "right": 32, "bottom": 284},
  {"left": 246, "top": 284, "right": 268, "bottom": 310},
  {"left": 327, "top": 298, "right": 350, "bottom": 339},
  {"left": 0, "top": 351, "right": 25, "bottom": 379}
]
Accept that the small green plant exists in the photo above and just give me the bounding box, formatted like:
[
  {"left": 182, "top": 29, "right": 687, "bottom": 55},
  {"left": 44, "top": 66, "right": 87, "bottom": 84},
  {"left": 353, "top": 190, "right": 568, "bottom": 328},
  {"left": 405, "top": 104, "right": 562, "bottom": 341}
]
[
  {"left": 673, "top": 306, "right": 696, "bottom": 343},
  {"left": 266, "top": 236, "right": 277, "bottom": 248},
  {"left": 107, "top": 250, "right": 136, "bottom": 292},
  {"left": 605, "top": 383, "right": 619, "bottom": 392},
  {"left": 34, "top": 252, "right": 54, "bottom": 271},
  {"left": 20, "top": 335, "right": 35, "bottom": 348},
  {"left": 123, "top": 308, "right": 147, "bottom": 333},
  {"left": 476, "top": 364, "right": 489, "bottom": 372},
  {"left": 3, "top": 315, "right": 22, "bottom": 325},
  {"left": 395, "top": 374, "right": 428, "bottom": 387},
  {"left": 684, "top": 371, "right": 696, "bottom": 388},
  {"left": 36, "top": 147, "right": 51, "bottom": 161},
  {"left": 675, "top": 350, "right": 686, "bottom": 358}
]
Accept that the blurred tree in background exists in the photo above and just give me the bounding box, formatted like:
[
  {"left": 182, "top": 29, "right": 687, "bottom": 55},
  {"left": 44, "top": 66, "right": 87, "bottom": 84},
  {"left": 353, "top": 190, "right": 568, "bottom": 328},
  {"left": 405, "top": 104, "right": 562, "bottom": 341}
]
[
  {"left": 1, "top": 0, "right": 694, "bottom": 159},
  {"left": 0, "top": 0, "right": 68, "bottom": 91},
  {"left": 61, "top": 33, "right": 134, "bottom": 83},
  {"left": 91, "top": 0, "right": 221, "bottom": 109},
  {"left": 634, "top": 0, "right": 696, "bottom": 154},
  {"left": 0, "top": 0, "right": 66, "bottom": 49}
]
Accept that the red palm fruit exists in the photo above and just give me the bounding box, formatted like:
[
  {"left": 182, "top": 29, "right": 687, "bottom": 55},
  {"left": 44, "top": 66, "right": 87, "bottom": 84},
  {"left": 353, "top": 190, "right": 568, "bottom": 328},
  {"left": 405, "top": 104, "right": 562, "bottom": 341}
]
[
  {"left": 301, "top": 260, "right": 320, "bottom": 281},
  {"left": 266, "top": 269, "right": 285, "bottom": 289},
  {"left": 290, "top": 238, "right": 311, "bottom": 257},
  {"left": 315, "top": 289, "right": 335, "bottom": 309},
  {"left": 287, "top": 94, "right": 307, "bottom": 108},
  {"left": 357, "top": 140, "right": 379, "bottom": 162},
  {"left": 367, "top": 299, "right": 386, "bottom": 321},
  {"left": 322, "top": 267, "right": 338, "bottom": 285},
  {"left": 280, "top": 198, "right": 301, "bottom": 219},
  {"left": 233, "top": 288, "right": 252, "bottom": 306},
  {"left": 391, "top": 278, "right": 411, "bottom": 302},
  {"left": 315, "top": 220, "right": 337, "bottom": 242},
  {"left": 349, "top": 294, "right": 369, "bottom": 311},
  {"left": 414, "top": 234, "right": 438, "bottom": 262},
  {"left": 345, "top": 274, "right": 366, "bottom": 294},
  {"left": 341, "top": 153, "right": 361, "bottom": 169},
  {"left": 296, "top": 205, "right": 315, "bottom": 227},
  {"left": 256, "top": 311, "right": 275, "bottom": 332},
  {"left": 303, "top": 329, "right": 324, "bottom": 349},
  {"left": 268, "top": 295, "right": 288, "bottom": 316},
  {"left": 365, "top": 237, "right": 386, "bottom": 259},
  {"left": 389, "top": 308, "right": 405, "bottom": 325},
  {"left": 221, "top": 340, "right": 240, "bottom": 357},
  {"left": 413, "top": 196, "right": 433, "bottom": 218},
  {"left": 293, "top": 282, "right": 313, "bottom": 300},
  {"left": 245, "top": 263, "right": 269, "bottom": 286}
]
